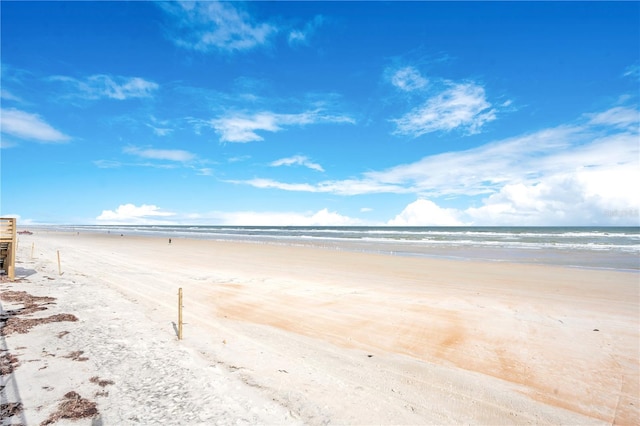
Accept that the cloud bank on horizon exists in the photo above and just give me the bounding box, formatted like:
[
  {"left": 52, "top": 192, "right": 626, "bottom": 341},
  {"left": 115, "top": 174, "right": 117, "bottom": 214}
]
[{"left": 1, "top": 1, "right": 638, "bottom": 226}]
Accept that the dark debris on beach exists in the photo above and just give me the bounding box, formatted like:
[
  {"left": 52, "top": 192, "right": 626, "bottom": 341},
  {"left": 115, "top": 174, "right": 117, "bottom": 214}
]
[
  {"left": 41, "top": 391, "right": 99, "bottom": 426},
  {"left": 0, "top": 285, "right": 102, "bottom": 425},
  {"left": 0, "top": 290, "right": 78, "bottom": 336},
  {"left": 1, "top": 313, "right": 78, "bottom": 336},
  {"left": 0, "top": 402, "right": 23, "bottom": 420},
  {"left": 90, "top": 376, "right": 115, "bottom": 388},
  {"left": 0, "top": 351, "right": 20, "bottom": 375},
  {"left": 64, "top": 350, "right": 89, "bottom": 362}
]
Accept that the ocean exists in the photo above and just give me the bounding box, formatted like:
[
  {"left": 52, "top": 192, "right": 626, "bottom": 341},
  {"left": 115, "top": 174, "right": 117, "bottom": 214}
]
[{"left": 51, "top": 226, "right": 640, "bottom": 272}]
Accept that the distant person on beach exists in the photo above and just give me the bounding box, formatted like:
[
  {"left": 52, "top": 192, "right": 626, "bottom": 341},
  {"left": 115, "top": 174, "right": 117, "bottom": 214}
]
[{"left": 169, "top": 238, "right": 172, "bottom": 244}]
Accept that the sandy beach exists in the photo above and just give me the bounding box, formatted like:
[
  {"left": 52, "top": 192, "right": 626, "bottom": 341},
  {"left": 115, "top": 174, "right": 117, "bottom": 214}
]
[{"left": 1, "top": 230, "right": 638, "bottom": 425}]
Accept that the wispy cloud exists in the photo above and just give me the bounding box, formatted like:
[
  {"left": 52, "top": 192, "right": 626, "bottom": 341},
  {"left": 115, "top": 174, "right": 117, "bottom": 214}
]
[
  {"left": 211, "top": 110, "right": 354, "bottom": 143},
  {"left": 97, "top": 203, "right": 176, "bottom": 224},
  {"left": 288, "top": 15, "right": 324, "bottom": 46},
  {"left": 93, "top": 160, "right": 122, "bottom": 169},
  {"left": 160, "top": 1, "right": 277, "bottom": 53},
  {"left": 288, "top": 31, "right": 306, "bottom": 46},
  {"left": 50, "top": 74, "right": 158, "bottom": 100},
  {"left": 623, "top": 63, "right": 639, "bottom": 80},
  {"left": 270, "top": 155, "right": 324, "bottom": 172},
  {"left": 146, "top": 116, "right": 174, "bottom": 136},
  {"left": 197, "top": 168, "right": 214, "bottom": 176},
  {"left": 237, "top": 178, "right": 317, "bottom": 192},
  {"left": 390, "top": 66, "right": 428, "bottom": 92},
  {"left": 0, "top": 89, "right": 23, "bottom": 102},
  {"left": 366, "top": 126, "right": 580, "bottom": 197},
  {"left": 228, "top": 155, "right": 251, "bottom": 163},
  {"left": 147, "top": 126, "right": 173, "bottom": 137},
  {"left": 392, "top": 82, "right": 497, "bottom": 137},
  {"left": 393, "top": 134, "right": 639, "bottom": 225},
  {"left": 231, "top": 105, "right": 639, "bottom": 225},
  {"left": 235, "top": 177, "right": 408, "bottom": 196},
  {"left": 211, "top": 113, "right": 279, "bottom": 143},
  {"left": 0, "top": 108, "right": 70, "bottom": 143},
  {"left": 0, "top": 139, "right": 17, "bottom": 149},
  {"left": 371, "top": 109, "right": 638, "bottom": 199},
  {"left": 587, "top": 106, "right": 639, "bottom": 128},
  {"left": 123, "top": 146, "right": 196, "bottom": 162}
]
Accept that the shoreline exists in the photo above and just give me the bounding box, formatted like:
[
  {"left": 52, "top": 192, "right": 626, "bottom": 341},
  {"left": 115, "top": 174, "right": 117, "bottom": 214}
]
[
  {"left": 2, "top": 230, "right": 638, "bottom": 424},
  {"left": 25, "top": 226, "right": 640, "bottom": 272}
]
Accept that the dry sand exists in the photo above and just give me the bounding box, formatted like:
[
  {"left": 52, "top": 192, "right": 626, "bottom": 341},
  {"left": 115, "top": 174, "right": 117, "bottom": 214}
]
[{"left": 1, "top": 230, "right": 638, "bottom": 425}]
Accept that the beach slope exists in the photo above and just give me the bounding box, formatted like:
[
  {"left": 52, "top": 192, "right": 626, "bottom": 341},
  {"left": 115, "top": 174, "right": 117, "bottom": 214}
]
[{"left": 1, "top": 231, "right": 638, "bottom": 425}]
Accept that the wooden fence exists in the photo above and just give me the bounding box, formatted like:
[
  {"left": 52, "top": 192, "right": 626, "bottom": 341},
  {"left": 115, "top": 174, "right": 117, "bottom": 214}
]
[{"left": 0, "top": 218, "right": 17, "bottom": 280}]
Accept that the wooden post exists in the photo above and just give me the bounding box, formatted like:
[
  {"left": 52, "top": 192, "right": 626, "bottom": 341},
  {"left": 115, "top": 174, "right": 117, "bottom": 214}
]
[
  {"left": 178, "top": 288, "right": 183, "bottom": 340},
  {"left": 31, "top": 242, "right": 35, "bottom": 259},
  {"left": 57, "top": 250, "right": 62, "bottom": 275}
]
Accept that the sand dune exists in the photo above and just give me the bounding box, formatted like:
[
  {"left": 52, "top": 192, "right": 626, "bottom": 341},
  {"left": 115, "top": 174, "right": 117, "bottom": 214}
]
[{"left": 1, "top": 230, "right": 638, "bottom": 425}]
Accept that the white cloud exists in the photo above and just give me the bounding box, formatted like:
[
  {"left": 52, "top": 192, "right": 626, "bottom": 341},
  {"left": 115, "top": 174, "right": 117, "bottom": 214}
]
[
  {"left": 237, "top": 106, "right": 638, "bottom": 201},
  {"left": 0, "top": 108, "right": 70, "bottom": 143},
  {"left": 623, "top": 63, "right": 639, "bottom": 80},
  {"left": 228, "top": 155, "right": 251, "bottom": 163},
  {"left": 93, "top": 160, "right": 122, "bottom": 169},
  {"left": 307, "top": 208, "right": 362, "bottom": 226},
  {"left": 212, "top": 113, "right": 279, "bottom": 142},
  {"left": 270, "top": 155, "right": 324, "bottom": 172},
  {"left": 237, "top": 126, "right": 583, "bottom": 197},
  {"left": 288, "top": 15, "right": 324, "bottom": 46},
  {"left": 149, "top": 126, "right": 173, "bottom": 136},
  {"left": 288, "top": 31, "right": 306, "bottom": 45},
  {"left": 161, "top": 1, "right": 277, "bottom": 52},
  {"left": 124, "top": 146, "right": 196, "bottom": 162},
  {"left": 465, "top": 162, "right": 640, "bottom": 225},
  {"left": 392, "top": 82, "right": 496, "bottom": 137},
  {"left": 146, "top": 117, "right": 174, "bottom": 136},
  {"left": 202, "top": 208, "right": 363, "bottom": 226},
  {"left": 316, "top": 179, "right": 410, "bottom": 196},
  {"left": 390, "top": 66, "right": 428, "bottom": 92},
  {"left": 197, "top": 168, "right": 214, "bottom": 176},
  {"left": 587, "top": 106, "right": 639, "bottom": 128},
  {"left": 367, "top": 125, "right": 584, "bottom": 197},
  {"left": 239, "top": 178, "right": 317, "bottom": 192},
  {"left": 51, "top": 75, "right": 158, "bottom": 100},
  {"left": 388, "top": 199, "right": 465, "bottom": 226},
  {"left": 1, "top": 89, "right": 22, "bottom": 102},
  {"left": 388, "top": 164, "right": 640, "bottom": 226},
  {"left": 211, "top": 110, "right": 354, "bottom": 143},
  {"left": 231, "top": 105, "right": 639, "bottom": 225},
  {"left": 0, "top": 138, "right": 17, "bottom": 149},
  {"left": 96, "top": 204, "right": 176, "bottom": 224},
  {"left": 236, "top": 177, "right": 408, "bottom": 195},
  {"left": 383, "top": 137, "right": 639, "bottom": 226}
]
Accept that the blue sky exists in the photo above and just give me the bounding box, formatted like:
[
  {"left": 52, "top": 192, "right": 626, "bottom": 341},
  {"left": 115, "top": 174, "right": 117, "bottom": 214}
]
[{"left": 1, "top": 1, "right": 639, "bottom": 226}]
